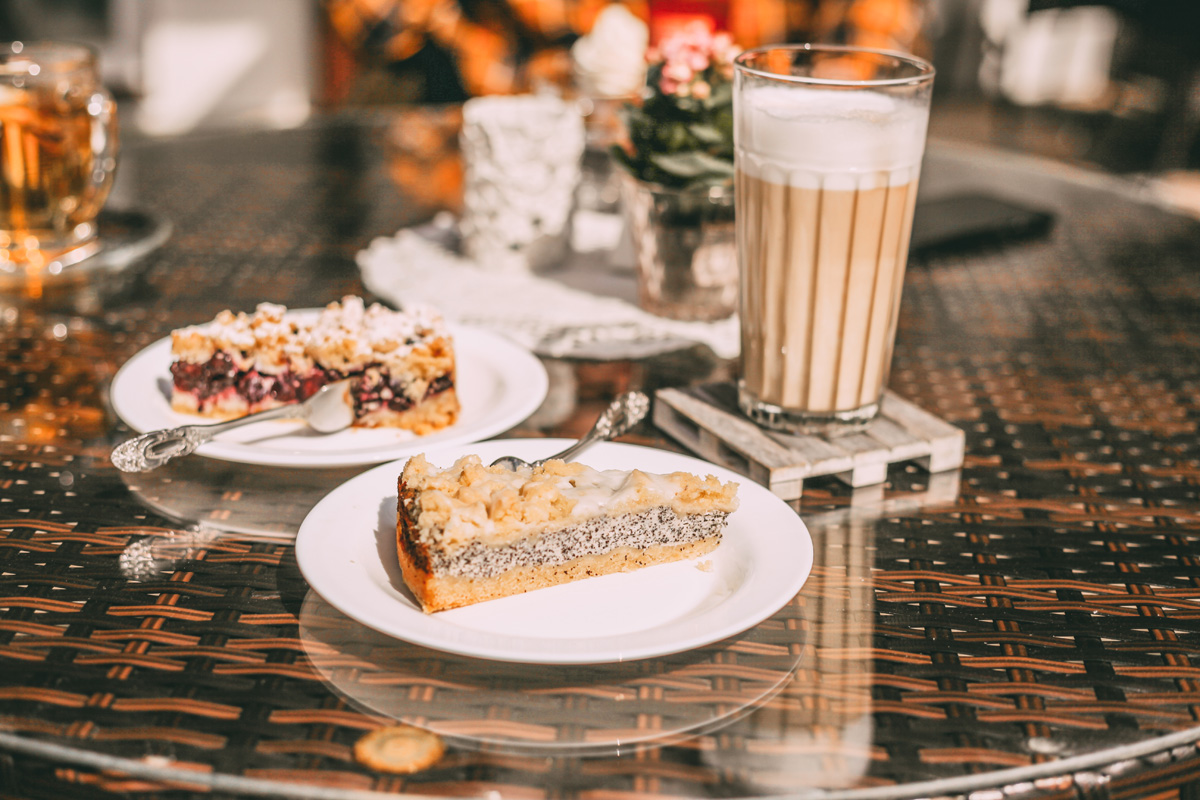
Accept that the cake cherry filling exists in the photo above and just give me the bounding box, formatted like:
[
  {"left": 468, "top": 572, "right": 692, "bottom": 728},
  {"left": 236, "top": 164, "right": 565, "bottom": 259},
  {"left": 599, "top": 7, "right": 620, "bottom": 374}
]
[
  {"left": 353, "top": 371, "right": 455, "bottom": 416},
  {"left": 171, "top": 352, "right": 333, "bottom": 407},
  {"left": 170, "top": 351, "right": 237, "bottom": 398},
  {"left": 172, "top": 352, "right": 454, "bottom": 418}
]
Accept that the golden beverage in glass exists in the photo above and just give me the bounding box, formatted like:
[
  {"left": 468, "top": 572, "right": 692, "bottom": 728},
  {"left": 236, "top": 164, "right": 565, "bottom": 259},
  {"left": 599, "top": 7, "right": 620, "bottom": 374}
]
[
  {"left": 0, "top": 41, "right": 118, "bottom": 273},
  {"left": 733, "top": 45, "right": 934, "bottom": 434}
]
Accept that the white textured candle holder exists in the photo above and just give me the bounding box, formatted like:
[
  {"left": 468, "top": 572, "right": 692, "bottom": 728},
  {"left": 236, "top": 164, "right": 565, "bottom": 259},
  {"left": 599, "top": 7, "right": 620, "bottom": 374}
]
[{"left": 460, "top": 94, "right": 586, "bottom": 273}]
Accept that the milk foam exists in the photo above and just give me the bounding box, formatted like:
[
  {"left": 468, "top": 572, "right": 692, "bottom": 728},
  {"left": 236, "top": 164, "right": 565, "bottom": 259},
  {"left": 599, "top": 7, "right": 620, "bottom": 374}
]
[{"left": 736, "top": 85, "right": 929, "bottom": 189}]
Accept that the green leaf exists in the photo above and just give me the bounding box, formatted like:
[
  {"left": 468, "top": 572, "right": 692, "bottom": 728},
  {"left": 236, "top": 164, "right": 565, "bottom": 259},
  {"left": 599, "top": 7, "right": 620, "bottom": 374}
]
[
  {"left": 688, "top": 123, "right": 724, "bottom": 144},
  {"left": 687, "top": 151, "right": 736, "bottom": 176},
  {"left": 650, "top": 151, "right": 734, "bottom": 179}
]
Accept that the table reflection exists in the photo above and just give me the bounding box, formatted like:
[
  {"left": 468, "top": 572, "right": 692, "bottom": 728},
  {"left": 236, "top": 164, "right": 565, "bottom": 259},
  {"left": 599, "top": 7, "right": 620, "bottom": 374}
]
[
  {"left": 299, "top": 590, "right": 802, "bottom": 756},
  {"left": 118, "top": 460, "right": 369, "bottom": 537}
]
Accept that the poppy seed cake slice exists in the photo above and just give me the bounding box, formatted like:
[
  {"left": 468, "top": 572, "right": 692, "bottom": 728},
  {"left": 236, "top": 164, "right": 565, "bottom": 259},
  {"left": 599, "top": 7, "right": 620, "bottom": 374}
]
[{"left": 396, "top": 454, "right": 739, "bottom": 613}]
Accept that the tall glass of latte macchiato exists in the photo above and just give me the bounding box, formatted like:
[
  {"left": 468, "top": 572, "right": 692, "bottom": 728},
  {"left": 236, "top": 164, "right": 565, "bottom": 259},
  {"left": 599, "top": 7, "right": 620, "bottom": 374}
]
[
  {"left": 0, "top": 42, "right": 118, "bottom": 274},
  {"left": 733, "top": 45, "right": 934, "bottom": 434}
]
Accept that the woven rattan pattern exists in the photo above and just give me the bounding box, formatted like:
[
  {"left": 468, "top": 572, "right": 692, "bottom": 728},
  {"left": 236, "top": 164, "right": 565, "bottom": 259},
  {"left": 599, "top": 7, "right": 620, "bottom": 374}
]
[{"left": 3, "top": 120, "right": 1200, "bottom": 798}]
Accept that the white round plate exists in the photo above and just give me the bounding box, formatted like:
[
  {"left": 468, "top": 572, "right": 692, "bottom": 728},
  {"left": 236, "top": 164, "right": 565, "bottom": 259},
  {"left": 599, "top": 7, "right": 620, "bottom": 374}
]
[
  {"left": 295, "top": 439, "right": 813, "bottom": 664},
  {"left": 110, "top": 323, "right": 548, "bottom": 468}
]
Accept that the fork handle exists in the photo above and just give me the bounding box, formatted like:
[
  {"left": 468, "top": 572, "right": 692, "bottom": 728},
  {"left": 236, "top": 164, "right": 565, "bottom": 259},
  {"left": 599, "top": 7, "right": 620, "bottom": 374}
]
[
  {"left": 110, "top": 404, "right": 299, "bottom": 472},
  {"left": 538, "top": 391, "right": 650, "bottom": 465}
]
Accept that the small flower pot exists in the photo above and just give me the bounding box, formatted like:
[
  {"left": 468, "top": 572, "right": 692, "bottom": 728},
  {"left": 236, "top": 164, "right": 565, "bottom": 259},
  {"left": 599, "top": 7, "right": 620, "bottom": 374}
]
[{"left": 619, "top": 171, "right": 737, "bottom": 322}]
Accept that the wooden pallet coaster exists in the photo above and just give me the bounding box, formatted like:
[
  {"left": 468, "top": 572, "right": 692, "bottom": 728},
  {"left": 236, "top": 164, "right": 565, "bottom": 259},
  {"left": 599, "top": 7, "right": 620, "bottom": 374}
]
[{"left": 653, "top": 383, "right": 965, "bottom": 500}]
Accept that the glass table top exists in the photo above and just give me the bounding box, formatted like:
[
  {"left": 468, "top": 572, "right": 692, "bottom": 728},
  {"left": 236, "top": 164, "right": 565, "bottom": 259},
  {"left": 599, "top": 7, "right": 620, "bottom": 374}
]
[{"left": 3, "top": 115, "right": 1200, "bottom": 799}]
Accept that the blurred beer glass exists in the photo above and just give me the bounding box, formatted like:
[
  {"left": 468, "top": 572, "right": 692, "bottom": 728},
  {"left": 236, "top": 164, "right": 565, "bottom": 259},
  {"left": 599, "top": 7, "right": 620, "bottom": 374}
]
[
  {"left": 0, "top": 41, "right": 118, "bottom": 277},
  {"left": 733, "top": 45, "right": 933, "bottom": 435}
]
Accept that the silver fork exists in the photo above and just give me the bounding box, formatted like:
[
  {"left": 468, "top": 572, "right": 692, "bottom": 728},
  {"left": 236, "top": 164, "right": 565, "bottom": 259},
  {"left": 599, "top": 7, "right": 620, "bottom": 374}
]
[
  {"left": 490, "top": 390, "right": 651, "bottom": 471},
  {"left": 111, "top": 379, "right": 354, "bottom": 472}
]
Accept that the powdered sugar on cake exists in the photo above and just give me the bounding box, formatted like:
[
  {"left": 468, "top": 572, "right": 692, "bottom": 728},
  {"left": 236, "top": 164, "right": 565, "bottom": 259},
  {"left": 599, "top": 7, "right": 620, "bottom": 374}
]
[
  {"left": 308, "top": 296, "right": 450, "bottom": 373},
  {"left": 171, "top": 303, "right": 312, "bottom": 375}
]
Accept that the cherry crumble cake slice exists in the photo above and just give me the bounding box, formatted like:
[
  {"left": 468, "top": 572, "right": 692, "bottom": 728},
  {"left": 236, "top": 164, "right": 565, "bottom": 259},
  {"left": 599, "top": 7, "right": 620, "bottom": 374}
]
[
  {"left": 396, "top": 454, "right": 739, "bottom": 612},
  {"left": 169, "top": 296, "right": 459, "bottom": 433}
]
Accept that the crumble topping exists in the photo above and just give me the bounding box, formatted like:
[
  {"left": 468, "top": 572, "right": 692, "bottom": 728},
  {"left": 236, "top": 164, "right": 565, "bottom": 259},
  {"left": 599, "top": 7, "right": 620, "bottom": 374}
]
[
  {"left": 171, "top": 303, "right": 312, "bottom": 375},
  {"left": 400, "top": 454, "right": 739, "bottom": 551},
  {"left": 170, "top": 296, "right": 451, "bottom": 376},
  {"left": 308, "top": 296, "right": 452, "bottom": 374}
]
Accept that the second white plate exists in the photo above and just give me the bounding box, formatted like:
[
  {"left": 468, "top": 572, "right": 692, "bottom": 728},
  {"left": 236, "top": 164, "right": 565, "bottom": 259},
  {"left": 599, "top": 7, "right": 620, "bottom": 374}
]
[
  {"left": 295, "top": 440, "right": 813, "bottom": 664},
  {"left": 110, "top": 324, "right": 548, "bottom": 468}
]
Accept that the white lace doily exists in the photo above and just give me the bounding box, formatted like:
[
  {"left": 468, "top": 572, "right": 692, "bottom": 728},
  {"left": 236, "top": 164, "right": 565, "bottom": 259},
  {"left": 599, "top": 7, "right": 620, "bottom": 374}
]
[{"left": 357, "top": 219, "right": 740, "bottom": 361}]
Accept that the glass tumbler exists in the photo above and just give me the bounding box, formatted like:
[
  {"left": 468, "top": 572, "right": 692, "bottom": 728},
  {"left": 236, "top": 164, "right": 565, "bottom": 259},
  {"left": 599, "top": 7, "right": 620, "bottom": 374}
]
[
  {"left": 734, "top": 44, "right": 934, "bottom": 434},
  {"left": 0, "top": 41, "right": 118, "bottom": 275}
]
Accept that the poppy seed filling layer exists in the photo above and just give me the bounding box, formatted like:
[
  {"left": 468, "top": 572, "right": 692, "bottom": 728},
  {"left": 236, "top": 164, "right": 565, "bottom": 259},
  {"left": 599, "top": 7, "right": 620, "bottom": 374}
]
[{"left": 425, "top": 507, "right": 728, "bottom": 579}]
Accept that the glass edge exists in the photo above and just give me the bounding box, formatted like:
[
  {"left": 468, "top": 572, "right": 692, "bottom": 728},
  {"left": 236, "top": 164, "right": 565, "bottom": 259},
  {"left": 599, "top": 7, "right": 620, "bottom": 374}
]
[
  {"left": 733, "top": 43, "right": 935, "bottom": 89},
  {"left": 5, "top": 722, "right": 1200, "bottom": 800},
  {"left": 0, "top": 39, "right": 98, "bottom": 74}
]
